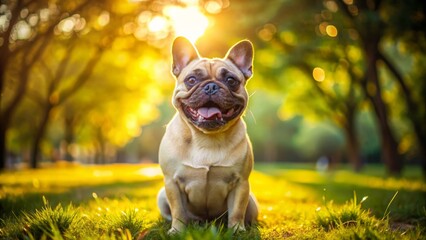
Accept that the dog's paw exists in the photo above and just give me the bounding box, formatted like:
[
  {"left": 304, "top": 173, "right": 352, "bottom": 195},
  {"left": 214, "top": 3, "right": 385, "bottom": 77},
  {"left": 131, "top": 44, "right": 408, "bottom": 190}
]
[
  {"left": 230, "top": 223, "right": 246, "bottom": 232},
  {"left": 167, "top": 227, "right": 180, "bottom": 235}
]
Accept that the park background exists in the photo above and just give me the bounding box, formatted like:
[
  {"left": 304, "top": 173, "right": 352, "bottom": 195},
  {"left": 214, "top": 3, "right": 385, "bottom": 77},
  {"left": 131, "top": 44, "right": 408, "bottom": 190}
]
[
  {"left": 0, "top": 0, "right": 425, "bottom": 239},
  {"left": 1, "top": 0, "right": 425, "bottom": 175}
]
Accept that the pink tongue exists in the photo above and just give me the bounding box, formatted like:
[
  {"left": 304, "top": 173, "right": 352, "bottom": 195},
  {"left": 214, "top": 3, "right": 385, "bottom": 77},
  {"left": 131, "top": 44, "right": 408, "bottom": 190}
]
[{"left": 198, "top": 107, "right": 222, "bottom": 119}]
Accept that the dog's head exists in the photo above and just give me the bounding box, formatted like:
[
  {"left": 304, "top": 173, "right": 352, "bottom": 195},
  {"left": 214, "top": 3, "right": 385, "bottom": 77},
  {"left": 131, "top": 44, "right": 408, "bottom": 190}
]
[{"left": 171, "top": 37, "right": 253, "bottom": 133}]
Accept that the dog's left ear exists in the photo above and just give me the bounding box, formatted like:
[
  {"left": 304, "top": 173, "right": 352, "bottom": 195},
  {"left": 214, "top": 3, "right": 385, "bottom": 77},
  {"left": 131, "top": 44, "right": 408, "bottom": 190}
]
[
  {"left": 225, "top": 40, "right": 254, "bottom": 79},
  {"left": 172, "top": 37, "right": 200, "bottom": 77}
]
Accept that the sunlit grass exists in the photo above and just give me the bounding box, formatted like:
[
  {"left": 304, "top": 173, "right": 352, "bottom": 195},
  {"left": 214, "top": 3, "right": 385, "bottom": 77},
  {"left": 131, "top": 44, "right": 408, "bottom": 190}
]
[
  {"left": 254, "top": 165, "right": 426, "bottom": 192},
  {"left": 0, "top": 163, "right": 162, "bottom": 197},
  {"left": 0, "top": 163, "right": 425, "bottom": 239}
]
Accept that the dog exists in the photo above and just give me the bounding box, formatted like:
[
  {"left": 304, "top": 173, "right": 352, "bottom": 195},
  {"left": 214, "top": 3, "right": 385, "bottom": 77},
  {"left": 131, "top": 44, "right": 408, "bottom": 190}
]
[{"left": 157, "top": 36, "right": 258, "bottom": 234}]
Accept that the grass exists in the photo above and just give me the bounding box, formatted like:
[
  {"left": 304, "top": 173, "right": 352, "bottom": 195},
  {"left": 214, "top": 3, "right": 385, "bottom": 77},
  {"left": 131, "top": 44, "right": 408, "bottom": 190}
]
[{"left": 0, "top": 162, "right": 425, "bottom": 239}]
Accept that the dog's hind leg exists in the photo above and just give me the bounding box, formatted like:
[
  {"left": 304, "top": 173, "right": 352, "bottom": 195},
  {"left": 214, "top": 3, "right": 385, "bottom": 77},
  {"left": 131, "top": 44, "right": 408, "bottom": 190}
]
[
  {"left": 157, "top": 187, "right": 172, "bottom": 221},
  {"left": 244, "top": 192, "right": 259, "bottom": 225}
]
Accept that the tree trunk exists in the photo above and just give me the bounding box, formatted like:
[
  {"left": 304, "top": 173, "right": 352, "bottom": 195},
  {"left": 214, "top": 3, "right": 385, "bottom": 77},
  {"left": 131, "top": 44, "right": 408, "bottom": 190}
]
[
  {"left": 30, "top": 104, "right": 52, "bottom": 168},
  {"left": 63, "top": 114, "right": 75, "bottom": 162},
  {"left": 343, "top": 118, "right": 362, "bottom": 172},
  {"left": 415, "top": 127, "right": 426, "bottom": 176},
  {"left": 0, "top": 125, "right": 6, "bottom": 170},
  {"left": 0, "top": 60, "right": 6, "bottom": 169},
  {"left": 363, "top": 40, "right": 402, "bottom": 175},
  {"left": 0, "top": 57, "right": 13, "bottom": 170},
  {"left": 264, "top": 140, "right": 277, "bottom": 162},
  {"left": 378, "top": 52, "right": 426, "bottom": 176},
  {"left": 0, "top": 68, "right": 31, "bottom": 170},
  {"left": 95, "top": 127, "right": 106, "bottom": 164},
  {"left": 0, "top": 19, "right": 10, "bottom": 169}
]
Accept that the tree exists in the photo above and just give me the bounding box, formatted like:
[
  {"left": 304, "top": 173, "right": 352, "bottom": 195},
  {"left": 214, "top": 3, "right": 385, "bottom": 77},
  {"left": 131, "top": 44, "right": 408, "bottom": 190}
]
[
  {"left": 194, "top": 0, "right": 365, "bottom": 168},
  {"left": 0, "top": 0, "right": 92, "bottom": 169},
  {"left": 25, "top": 40, "right": 107, "bottom": 168},
  {"left": 242, "top": 0, "right": 364, "bottom": 170},
  {"left": 378, "top": 0, "right": 426, "bottom": 174},
  {"left": 1, "top": 0, "right": 174, "bottom": 168},
  {"left": 331, "top": 0, "right": 426, "bottom": 174},
  {"left": 247, "top": 0, "right": 426, "bottom": 175},
  {"left": 54, "top": 46, "right": 167, "bottom": 164}
]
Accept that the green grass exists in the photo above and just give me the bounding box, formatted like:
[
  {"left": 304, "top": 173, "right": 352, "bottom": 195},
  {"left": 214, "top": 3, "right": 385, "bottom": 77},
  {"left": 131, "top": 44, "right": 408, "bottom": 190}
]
[{"left": 0, "top": 163, "right": 425, "bottom": 239}]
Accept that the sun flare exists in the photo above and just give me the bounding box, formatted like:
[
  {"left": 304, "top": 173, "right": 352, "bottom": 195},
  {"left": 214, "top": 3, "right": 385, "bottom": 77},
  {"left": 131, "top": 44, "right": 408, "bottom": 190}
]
[{"left": 163, "top": 6, "right": 209, "bottom": 43}]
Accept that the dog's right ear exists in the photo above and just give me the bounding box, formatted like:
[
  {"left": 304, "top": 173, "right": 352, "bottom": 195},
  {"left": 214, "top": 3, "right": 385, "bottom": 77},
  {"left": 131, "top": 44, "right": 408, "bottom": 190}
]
[{"left": 172, "top": 37, "right": 200, "bottom": 77}]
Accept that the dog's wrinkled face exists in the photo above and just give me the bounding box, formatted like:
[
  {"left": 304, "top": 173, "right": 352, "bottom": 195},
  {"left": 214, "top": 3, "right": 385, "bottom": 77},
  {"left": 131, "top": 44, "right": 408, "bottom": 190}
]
[
  {"left": 175, "top": 60, "right": 248, "bottom": 132},
  {"left": 171, "top": 37, "right": 253, "bottom": 133}
]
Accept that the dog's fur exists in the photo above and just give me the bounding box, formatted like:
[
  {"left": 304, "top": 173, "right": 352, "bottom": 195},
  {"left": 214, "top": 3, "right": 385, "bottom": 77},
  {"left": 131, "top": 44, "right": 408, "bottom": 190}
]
[{"left": 157, "top": 37, "right": 258, "bottom": 234}]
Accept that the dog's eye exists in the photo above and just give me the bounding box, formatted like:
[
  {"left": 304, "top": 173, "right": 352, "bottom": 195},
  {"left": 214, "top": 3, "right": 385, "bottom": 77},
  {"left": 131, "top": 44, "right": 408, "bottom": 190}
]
[
  {"left": 186, "top": 77, "right": 197, "bottom": 86},
  {"left": 226, "top": 77, "right": 239, "bottom": 87}
]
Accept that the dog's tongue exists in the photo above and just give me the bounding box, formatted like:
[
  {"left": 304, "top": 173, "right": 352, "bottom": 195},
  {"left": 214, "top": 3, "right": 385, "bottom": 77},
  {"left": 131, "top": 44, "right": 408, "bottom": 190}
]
[{"left": 198, "top": 107, "right": 222, "bottom": 119}]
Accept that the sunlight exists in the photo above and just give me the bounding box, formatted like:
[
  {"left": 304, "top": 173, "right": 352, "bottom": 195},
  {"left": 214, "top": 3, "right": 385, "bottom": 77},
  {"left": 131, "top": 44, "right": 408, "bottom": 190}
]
[
  {"left": 325, "top": 24, "right": 338, "bottom": 37},
  {"left": 313, "top": 67, "right": 325, "bottom": 82},
  {"left": 137, "top": 166, "right": 163, "bottom": 178},
  {"left": 97, "top": 11, "right": 110, "bottom": 28},
  {"left": 15, "top": 20, "right": 31, "bottom": 39},
  {"left": 125, "top": 115, "right": 140, "bottom": 137},
  {"left": 93, "top": 169, "right": 113, "bottom": 177},
  {"left": 163, "top": 5, "right": 209, "bottom": 43},
  {"left": 147, "top": 16, "right": 168, "bottom": 33},
  {"left": 334, "top": 171, "right": 426, "bottom": 192},
  {"left": 59, "top": 18, "right": 75, "bottom": 33},
  {"left": 140, "top": 1, "right": 210, "bottom": 43},
  {"left": 204, "top": 1, "right": 223, "bottom": 14}
]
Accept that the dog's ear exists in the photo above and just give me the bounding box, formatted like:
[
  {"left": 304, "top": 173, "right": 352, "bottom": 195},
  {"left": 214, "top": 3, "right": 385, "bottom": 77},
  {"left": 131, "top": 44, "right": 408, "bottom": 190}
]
[
  {"left": 225, "top": 40, "right": 253, "bottom": 79},
  {"left": 172, "top": 37, "right": 200, "bottom": 77}
]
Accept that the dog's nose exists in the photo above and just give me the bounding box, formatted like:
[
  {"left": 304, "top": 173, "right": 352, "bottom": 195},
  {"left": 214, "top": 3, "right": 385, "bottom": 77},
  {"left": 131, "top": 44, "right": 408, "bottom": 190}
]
[{"left": 203, "top": 82, "right": 219, "bottom": 95}]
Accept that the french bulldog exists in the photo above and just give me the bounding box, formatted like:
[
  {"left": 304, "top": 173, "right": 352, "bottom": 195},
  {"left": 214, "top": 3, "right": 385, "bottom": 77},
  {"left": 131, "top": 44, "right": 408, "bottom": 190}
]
[{"left": 157, "top": 36, "right": 258, "bottom": 234}]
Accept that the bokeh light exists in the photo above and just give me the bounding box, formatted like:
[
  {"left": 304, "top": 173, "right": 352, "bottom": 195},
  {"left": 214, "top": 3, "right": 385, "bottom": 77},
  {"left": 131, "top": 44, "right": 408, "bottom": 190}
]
[
  {"left": 326, "top": 25, "right": 338, "bottom": 37},
  {"left": 147, "top": 16, "right": 169, "bottom": 33},
  {"left": 313, "top": 67, "right": 326, "bottom": 82}
]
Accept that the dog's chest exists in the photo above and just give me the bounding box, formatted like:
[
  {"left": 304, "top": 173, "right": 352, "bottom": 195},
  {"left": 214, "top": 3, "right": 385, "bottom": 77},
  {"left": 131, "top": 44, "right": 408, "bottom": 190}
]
[
  {"left": 181, "top": 146, "right": 232, "bottom": 169},
  {"left": 173, "top": 164, "right": 240, "bottom": 215},
  {"left": 180, "top": 136, "right": 246, "bottom": 169}
]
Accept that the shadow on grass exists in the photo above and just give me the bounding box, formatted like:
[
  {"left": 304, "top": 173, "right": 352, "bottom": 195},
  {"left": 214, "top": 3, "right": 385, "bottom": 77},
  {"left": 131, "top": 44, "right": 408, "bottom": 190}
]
[{"left": 0, "top": 178, "right": 163, "bottom": 220}]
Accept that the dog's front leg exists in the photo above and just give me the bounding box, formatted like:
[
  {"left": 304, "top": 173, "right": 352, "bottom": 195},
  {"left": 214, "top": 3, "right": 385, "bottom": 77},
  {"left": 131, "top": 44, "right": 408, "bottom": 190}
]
[
  {"left": 227, "top": 180, "right": 250, "bottom": 232},
  {"left": 164, "top": 178, "right": 187, "bottom": 234}
]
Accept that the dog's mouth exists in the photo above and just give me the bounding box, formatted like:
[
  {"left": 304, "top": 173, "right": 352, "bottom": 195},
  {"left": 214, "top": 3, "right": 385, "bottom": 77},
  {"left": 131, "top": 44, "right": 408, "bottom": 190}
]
[{"left": 182, "top": 101, "right": 244, "bottom": 131}]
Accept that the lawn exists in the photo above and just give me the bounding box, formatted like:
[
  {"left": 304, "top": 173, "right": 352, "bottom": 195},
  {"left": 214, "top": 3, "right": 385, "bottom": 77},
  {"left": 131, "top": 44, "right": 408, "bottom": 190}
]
[{"left": 0, "top": 163, "right": 425, "bottom": 239}]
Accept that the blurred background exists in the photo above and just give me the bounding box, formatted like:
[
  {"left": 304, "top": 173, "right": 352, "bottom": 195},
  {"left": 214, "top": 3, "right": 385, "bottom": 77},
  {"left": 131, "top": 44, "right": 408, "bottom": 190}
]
[{"left": 0, "top": 0, "right": 425, "bottom": 176}]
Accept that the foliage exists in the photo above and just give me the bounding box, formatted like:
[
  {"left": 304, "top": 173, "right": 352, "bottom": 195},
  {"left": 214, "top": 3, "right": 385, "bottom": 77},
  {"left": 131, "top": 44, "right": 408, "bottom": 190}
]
[{"left": 0, "top": 0, "right": 177, "bottom": 167}]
